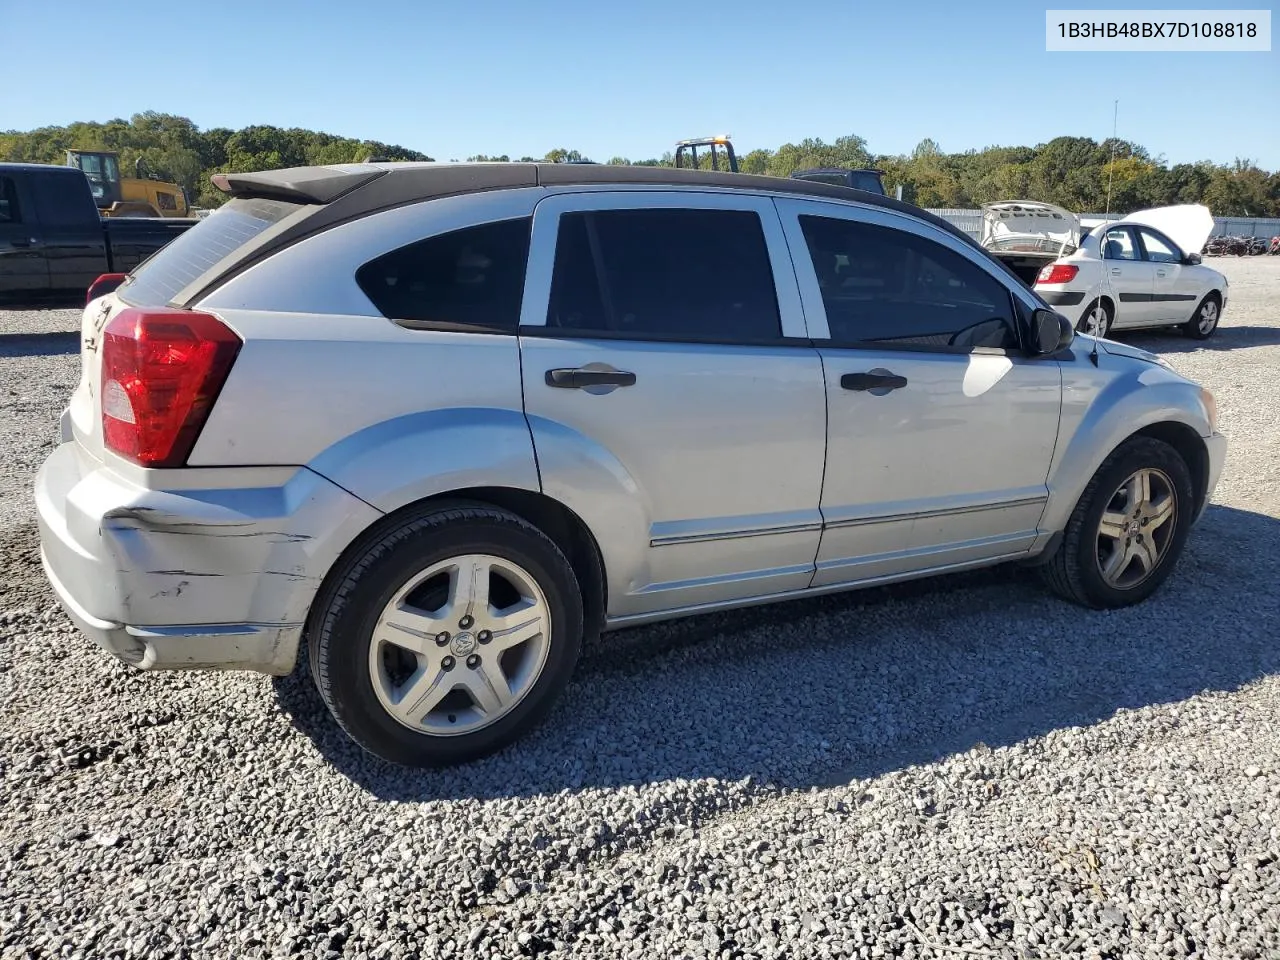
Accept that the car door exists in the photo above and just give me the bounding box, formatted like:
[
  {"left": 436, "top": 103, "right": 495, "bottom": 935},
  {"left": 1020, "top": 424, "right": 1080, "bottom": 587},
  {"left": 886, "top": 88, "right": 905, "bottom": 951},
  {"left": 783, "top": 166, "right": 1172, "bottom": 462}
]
[
  {"left": 1136, "top": 226, "right": 1200, "bottom": 323},
  {"left": 1100, "top": 225, "right": 1155, "bottom": 328},
  {"left": 518, "top": 191, "right": 827, "bottom": 620},
  {"left": 775, "top": 197, "right": 1062, "bottom": 587},
  {"left": 0, "top": 174, "right": 49, "bottom": 297}
]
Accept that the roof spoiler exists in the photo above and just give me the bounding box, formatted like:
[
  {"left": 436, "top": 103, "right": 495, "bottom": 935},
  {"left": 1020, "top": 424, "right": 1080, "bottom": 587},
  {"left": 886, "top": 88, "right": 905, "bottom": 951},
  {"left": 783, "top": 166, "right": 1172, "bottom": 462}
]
[{"left": 210, "top": 165, "right": 388, "bottom": 204}]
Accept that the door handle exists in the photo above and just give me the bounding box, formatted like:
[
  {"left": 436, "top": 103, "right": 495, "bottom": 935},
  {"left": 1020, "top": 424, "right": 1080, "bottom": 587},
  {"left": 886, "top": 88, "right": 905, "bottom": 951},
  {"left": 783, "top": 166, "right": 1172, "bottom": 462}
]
[
  {"left": 841, "top": 371, "right": 908, "bottom": 392},
  {"left": 545, "top": 367, "right": 637, "bottom": 389},
  {"left": 1156, "top": 270, "right": 1167, "bottom": 278},
  {"left": 10, "top": 237, "right": 34, "bottom": 248},
  {"left": 1110, "top": 267, "right": 1122, "bottom": 276}
]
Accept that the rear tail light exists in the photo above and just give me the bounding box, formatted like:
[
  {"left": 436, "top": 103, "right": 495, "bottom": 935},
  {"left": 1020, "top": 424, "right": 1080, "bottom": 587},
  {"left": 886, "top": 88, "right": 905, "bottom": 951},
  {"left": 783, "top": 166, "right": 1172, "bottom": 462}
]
[
  {"left": 100, "top": 308, "right": 241, "bottom": 467},
  {"left": 1036, "top": 264, "right": 1079, "bottom": 285},
  {"left": 86, "top": 273, "right": 128, "bottom": 305}
]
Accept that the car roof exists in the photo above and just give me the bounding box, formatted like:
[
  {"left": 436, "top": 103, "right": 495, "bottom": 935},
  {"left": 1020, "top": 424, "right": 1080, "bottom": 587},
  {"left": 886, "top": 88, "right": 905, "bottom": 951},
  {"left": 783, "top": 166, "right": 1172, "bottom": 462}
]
[
  {"left": 211, "top": 161, "right": 974, "bottom": 247},
  {"left": 0, "top": 162, "right": 86, "bottom": 176}
]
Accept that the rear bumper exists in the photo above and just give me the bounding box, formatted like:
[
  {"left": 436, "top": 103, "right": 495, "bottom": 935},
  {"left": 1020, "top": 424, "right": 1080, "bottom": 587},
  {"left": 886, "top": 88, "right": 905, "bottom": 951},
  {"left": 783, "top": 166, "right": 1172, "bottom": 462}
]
[
  {"left": 34, "top": 441, "right": 382, "bottom": 675},
  {"left": 39, "top": 548, "right": 301, "bottom": 672}
]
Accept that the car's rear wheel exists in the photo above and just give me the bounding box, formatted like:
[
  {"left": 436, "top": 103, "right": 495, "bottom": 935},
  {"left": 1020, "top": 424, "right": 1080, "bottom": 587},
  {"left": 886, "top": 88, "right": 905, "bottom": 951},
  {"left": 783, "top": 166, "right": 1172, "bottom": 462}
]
[
  {"left": 308, "top": 502, "right": 583, "bottom": 767},
  {"left": 1077, "top": 299, "right": 1112, "bottom": 338},
  {"left": 1039, "top": 437, "right": 1195, "bottom": 609},
  {"left": 1181, "top": 294, "right": 1220, "bottom": 340}
]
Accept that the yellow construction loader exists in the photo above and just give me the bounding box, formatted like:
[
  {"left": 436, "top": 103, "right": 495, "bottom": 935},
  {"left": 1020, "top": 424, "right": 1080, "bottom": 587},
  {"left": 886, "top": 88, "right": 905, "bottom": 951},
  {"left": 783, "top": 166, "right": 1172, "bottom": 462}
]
[{"left": 65, "top": 150, "right": 190, "bottom": 218}]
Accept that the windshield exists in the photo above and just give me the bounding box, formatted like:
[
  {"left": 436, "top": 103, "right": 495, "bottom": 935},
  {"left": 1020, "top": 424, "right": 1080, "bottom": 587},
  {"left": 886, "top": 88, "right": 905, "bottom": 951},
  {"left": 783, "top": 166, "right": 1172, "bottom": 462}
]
[
  {"left": 121, "top": 197, "right": 305, "bottom": 306},
  {"left": 72, "top": 153, "right": 120, "bottom": 201},
  {"left": 846, "top": 172, "right": 884, "bottom": 194}
]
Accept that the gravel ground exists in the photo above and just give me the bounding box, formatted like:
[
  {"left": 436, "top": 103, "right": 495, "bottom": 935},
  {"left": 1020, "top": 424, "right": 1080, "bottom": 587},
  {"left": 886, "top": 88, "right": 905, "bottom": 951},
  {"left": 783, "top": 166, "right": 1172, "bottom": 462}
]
[{"left": 2, "top": 258, "right": 1279, "bottom": 960}]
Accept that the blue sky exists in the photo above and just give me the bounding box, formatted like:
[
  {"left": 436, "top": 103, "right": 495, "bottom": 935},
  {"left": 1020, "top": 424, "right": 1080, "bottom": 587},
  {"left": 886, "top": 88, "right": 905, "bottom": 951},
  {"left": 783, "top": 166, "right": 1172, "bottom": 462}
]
[{"left": 4, "top": 0, "right": 1277, "bottom": 167}]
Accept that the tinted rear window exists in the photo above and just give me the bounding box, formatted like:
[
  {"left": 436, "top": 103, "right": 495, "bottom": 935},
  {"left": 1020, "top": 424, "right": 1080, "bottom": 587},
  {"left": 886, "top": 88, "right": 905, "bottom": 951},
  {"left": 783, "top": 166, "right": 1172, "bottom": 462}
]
[
  {"left": 33, "top": 172, "right": 97, "bottom": 226},
  {"left": 121, "top": 198, "right": 304, "bottom": 306},
  {"left": 355, "top": 218, "right": 531, "bottom": 331}
]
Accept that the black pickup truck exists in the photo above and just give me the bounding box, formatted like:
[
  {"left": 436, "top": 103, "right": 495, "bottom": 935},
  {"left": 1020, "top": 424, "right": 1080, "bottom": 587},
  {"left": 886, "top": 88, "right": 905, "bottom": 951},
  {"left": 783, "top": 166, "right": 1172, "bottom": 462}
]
[{"left": 0, "top": 163, "right": 194, "bottom": 303}]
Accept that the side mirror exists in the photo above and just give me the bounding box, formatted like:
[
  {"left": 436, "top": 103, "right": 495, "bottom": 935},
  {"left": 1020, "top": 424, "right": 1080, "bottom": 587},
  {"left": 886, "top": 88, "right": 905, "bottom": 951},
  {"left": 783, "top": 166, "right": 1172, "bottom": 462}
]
[
  {"left": 1183, "top": 252, "right": 1202, "bottom": 265},
  {"left": 1029, "top": 307, "right": 1075, "bottom": 356}
]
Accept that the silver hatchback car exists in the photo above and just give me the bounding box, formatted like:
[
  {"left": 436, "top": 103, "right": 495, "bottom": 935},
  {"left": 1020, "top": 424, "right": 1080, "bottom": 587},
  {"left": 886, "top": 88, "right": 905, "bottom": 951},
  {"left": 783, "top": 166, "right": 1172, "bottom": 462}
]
[{"left": 35, "top": 163, "right": 1226, "bottom": 767}]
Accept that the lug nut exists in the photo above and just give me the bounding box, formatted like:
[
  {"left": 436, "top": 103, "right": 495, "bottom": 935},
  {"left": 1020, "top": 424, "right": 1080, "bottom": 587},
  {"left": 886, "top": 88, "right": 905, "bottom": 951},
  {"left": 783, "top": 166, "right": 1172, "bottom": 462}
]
[
  {"left": 441, "top": 656, "right": 455, "bottom": 671},
  {"left": 466, "top": 654, "right": 481, "bottom": 669},
  {"left": 478, "top": 630, "right": 492, "bottom": 644},
  {"left": 459, "top": 615, "right": 474, "bottom": 629},
  {"left": 435, "top": 632, "right": 450, "bottom": 646}
]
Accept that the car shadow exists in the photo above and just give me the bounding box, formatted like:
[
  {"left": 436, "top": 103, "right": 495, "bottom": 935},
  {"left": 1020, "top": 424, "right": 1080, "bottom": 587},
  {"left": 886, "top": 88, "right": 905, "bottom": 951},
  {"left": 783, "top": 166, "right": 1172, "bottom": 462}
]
[
  {"left": 1114, "top": 324, "right": 1280, "bottom": 353},
  {"left": 0, "top": 331, "right": 80, "bottom": 358},
  {"left": 272, "top": 503, "right": 1280, "bottom": 801}
]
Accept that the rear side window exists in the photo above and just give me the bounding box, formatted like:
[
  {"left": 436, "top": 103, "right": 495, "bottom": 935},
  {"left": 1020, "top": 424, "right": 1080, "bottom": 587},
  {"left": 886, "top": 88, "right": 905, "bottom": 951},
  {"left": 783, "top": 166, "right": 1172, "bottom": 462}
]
[
  {"left": 799, "top": 215, "right": 1019, "bottom": 351},
  {"left": 1101, "top": 227, "right": 1139, "bottom": 261},
  {"left": 545, "top": 208, "right": 781, "bottom": 342},
  {"left": 0, "top": 177, "right": 19, "bottom": 223},
  {"left": 123, "top": 198, "right": 304, "bottom": 306},
  {"left": 32, "top": 172, "right": 95, "bottom": 227},
  {"left": 356, "top": 218, "right": 531, "bottom": 332}
]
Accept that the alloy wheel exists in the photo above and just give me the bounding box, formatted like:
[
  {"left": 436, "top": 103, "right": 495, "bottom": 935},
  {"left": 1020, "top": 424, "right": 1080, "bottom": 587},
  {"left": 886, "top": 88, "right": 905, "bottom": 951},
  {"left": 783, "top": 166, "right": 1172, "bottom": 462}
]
[
  {"left": 1197, "top": 299, "right": 1219, "bottom": 336},
  {"left": 1095, "top": 468, "right": 1178, "bottom": 590},
  {"left": 368, "top": 554, "right": 551, "bottom": 736}
]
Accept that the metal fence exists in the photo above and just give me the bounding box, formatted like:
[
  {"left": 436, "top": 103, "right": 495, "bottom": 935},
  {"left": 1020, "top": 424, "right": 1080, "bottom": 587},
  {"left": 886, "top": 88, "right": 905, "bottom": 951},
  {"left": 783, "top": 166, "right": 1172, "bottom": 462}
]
[{"left": 926, "top": 208, "right": 1280, "bottom": 241}]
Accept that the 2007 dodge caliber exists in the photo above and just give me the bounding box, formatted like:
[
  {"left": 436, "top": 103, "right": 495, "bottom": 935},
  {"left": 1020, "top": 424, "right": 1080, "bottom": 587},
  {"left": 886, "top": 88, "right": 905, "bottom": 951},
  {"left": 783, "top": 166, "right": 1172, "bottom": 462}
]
[{"left": 35, "top": 163, "right": 1227, "bottom": 767}]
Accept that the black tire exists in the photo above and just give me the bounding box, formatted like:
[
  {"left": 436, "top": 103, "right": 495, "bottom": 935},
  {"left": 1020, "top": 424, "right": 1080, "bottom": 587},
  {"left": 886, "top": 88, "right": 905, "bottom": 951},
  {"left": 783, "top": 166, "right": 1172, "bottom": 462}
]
[
  {"left": 307, "top": 501, "right": 583, "bottom": 767},
  {"left": 1181, "top": 293, "right": 1221, "bottom": 340},
  {"left": 1038, "top": 437, "right": 1195, "bottom": 609},
  {"left": 1077, "top": 298, "right": 1112, "bottom": 338}
]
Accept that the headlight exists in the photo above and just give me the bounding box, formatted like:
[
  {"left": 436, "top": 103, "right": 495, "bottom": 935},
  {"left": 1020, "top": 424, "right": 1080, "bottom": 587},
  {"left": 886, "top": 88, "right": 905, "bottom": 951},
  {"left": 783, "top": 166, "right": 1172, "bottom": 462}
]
[{"left": 1200, "top": 386, "right": 1218, "bottom": 433}]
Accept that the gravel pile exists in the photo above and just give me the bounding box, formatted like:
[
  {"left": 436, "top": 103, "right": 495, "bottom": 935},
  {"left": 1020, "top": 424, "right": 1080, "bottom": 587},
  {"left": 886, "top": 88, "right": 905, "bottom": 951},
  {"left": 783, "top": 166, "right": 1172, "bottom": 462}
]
[{"left": 3, "top": 259, "right": 1280, "bottom": 960}]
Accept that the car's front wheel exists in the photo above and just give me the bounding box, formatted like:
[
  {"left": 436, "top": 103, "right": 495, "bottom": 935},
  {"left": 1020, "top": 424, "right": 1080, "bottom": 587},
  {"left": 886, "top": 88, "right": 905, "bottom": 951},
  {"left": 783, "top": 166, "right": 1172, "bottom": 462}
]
[
  {"left": 308, "top": 502, "right": 583, "bottom": 767},
  {"left": 1077, "top": 298, "right": 1112, "bottom": 338},
  {"left": 1039, "top": 437, "right": 1195, "bottom": 609},
  {"left": 1181, "top": 294, "right": 1221, "bottom": 340}
]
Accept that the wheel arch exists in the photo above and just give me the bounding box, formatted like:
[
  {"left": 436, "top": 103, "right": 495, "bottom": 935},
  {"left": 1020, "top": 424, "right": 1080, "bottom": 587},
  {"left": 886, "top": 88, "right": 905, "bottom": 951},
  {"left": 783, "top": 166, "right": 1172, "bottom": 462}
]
[
  {"left": 1131, "top": 421, "right": 1209, "bottom": 515},
  {"left": 1042, "top": 372, "right": 1213, "bottom": 538},
  {"left": 305, "top": 485, "right": 608, "bottom": 652}
]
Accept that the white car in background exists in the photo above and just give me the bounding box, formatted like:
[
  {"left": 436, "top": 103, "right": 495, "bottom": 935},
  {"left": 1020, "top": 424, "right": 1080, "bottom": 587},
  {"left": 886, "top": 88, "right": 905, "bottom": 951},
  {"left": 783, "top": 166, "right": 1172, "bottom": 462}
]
[
  {"left": 980, "top": 201, "right": 1082, "bottom": 289},
  {"left": 1033, "top": 205, "right": 1228, "bottom": 341}
]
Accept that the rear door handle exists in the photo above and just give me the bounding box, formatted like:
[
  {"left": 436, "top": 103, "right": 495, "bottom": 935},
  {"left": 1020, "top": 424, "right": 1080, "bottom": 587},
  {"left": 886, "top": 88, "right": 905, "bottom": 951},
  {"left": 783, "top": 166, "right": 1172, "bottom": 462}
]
[
  {"left": 545, "top": 367, "right": 637, "bottom": 389},
  {"left": 841, "top": 371, "right": 908, "bottom": 392},
  {"left": 1156, "top": 270, "right": 1168, "bottom": 278},
  {"left": 9, "top": 237, "right": 37, "bottom": 248},
  {"left": 1110, "top": 267, "right": 1122, "bottom": 276}
]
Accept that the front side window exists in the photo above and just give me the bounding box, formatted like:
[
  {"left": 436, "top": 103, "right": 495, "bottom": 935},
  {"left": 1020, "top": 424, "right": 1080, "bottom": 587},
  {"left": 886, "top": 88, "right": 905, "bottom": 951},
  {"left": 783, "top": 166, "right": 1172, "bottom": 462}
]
[
  {"left": 798, "top": 215, "right": 1019, "bottom": 351},
  {"left": 1139, "top": 228, "right": 1180, "bottom": 263},
  {"left": 0, "top": 177, "right": 19, "bottom": 224},
  {"left": 356, "top": 217, "right": 531, "bottom": 331},
  {"left": 1101, "top": 227, "right": 1139, "bottom": 261},
  {"left": 545, "top": 208, "right": 781, "bottom": 342}
]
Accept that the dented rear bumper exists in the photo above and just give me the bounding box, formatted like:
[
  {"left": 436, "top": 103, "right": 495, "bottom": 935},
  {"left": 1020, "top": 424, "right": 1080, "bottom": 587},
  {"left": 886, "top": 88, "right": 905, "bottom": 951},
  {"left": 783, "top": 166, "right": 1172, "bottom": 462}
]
[{"left": 34, "top": 441, "right": 381, "bottom": 675}]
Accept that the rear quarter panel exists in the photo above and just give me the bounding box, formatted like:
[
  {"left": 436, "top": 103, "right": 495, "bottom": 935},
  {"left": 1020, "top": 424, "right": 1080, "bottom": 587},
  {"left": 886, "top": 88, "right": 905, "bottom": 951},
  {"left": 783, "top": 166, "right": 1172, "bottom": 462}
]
[
  {"left": 190, "top": 190, "right": 549, "bottom": 512},
  {"left": 187, "top": 311, "right": 540, "bottom": 510}
]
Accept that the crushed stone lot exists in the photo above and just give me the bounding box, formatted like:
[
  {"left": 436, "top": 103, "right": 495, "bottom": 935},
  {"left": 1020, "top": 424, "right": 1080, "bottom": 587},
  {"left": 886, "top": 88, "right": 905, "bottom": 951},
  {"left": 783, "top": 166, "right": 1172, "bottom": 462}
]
[{"left": 2, "top": 258, "right": 1279, "bottom": 960}]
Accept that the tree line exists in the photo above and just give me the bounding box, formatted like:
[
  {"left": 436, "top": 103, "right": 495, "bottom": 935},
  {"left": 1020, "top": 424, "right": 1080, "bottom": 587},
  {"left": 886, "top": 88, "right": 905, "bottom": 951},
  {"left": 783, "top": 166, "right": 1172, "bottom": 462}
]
[{"left": 2, "top": 112, "right": 1277, "bottom": 216}]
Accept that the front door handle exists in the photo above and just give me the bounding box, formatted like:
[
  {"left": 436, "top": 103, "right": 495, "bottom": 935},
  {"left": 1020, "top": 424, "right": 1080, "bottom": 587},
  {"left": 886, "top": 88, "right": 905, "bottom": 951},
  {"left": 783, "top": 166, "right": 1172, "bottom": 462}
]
[
  {"left": 1156, "top": 270, "right": 1167, "bottom": 278},
  {"left": 545, "top": 367, "right": 637, "bottom": 389},
  {"left": 1110, "top": 267, "right": 1122, "bottom": 276},
  {"left": 841, "top": 371, "right": 908, "bottom": 392}
]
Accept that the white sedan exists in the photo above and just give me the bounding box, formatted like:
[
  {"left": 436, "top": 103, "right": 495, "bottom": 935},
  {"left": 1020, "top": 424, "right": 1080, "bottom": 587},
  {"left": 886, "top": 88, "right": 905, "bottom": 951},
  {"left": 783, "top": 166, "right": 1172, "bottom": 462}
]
[{"left": 1033, "top": 205, "right": 1228, "bottom": 340}]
